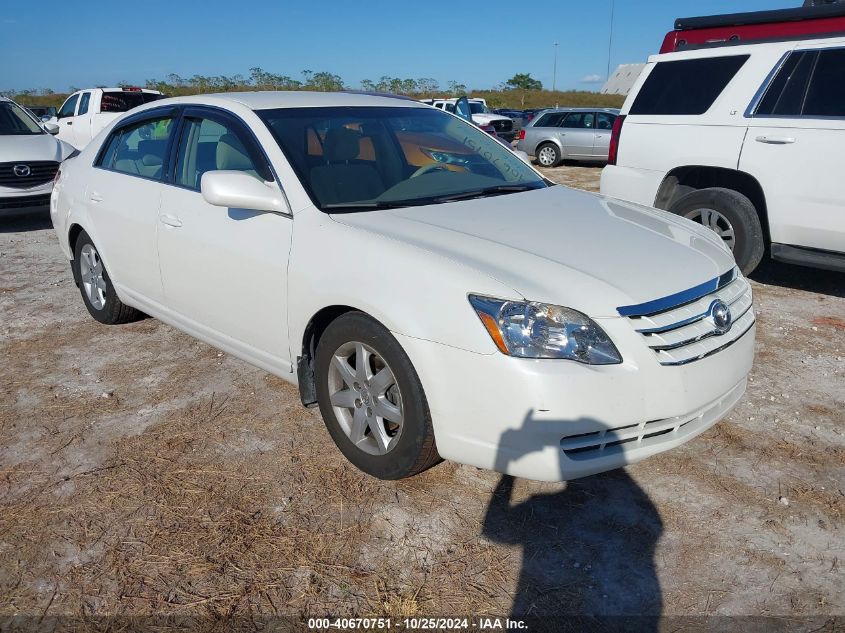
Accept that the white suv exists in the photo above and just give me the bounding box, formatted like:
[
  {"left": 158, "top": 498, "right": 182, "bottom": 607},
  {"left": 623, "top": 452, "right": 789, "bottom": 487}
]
[{"left": 600, "top": 36, "right": 845, "bottom": 275}]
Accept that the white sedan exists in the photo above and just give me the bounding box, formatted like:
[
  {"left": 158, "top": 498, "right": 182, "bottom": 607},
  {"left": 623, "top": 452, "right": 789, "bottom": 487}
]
[{"left": 50, "top": 92, "right": 755, "bottom": 481}]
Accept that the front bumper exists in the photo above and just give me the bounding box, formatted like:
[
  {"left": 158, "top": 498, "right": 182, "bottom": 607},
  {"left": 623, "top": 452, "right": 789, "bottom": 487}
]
[
  {"left": 0, "top": 183, "right": 53, "bottom": 216},
  {"left": 395, "top": 318, "right": 755, "bottom": 482}
]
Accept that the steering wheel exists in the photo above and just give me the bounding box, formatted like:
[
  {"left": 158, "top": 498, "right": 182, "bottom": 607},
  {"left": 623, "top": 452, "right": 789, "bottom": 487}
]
[{"left": 410, "top": 163, "right": 450, "bottom": 178}]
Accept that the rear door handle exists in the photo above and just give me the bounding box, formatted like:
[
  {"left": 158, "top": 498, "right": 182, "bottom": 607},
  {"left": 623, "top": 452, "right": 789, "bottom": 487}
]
[
  {"left": 755, "top": 135, "right": 795, "bottom": 144},
  {"left": 89, "top": 192, "right": 103, "bottom": 203},
  {"left": 159, "top": 214, "right": 183, "bottom": 228}
]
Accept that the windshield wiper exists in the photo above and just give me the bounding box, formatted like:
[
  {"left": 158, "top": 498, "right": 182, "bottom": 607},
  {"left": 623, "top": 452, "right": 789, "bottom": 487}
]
[
  {"left": 431, "top": 184, "right": 539, "bottom": 203},
  {"left": 322, "top": 200, "right": 426, "bottom": 213}
]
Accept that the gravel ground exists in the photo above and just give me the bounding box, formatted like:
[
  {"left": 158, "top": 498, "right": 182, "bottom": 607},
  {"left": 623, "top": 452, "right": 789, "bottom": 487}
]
[{"left": 1, "top": 164, "right": 843, "bottom": 627}]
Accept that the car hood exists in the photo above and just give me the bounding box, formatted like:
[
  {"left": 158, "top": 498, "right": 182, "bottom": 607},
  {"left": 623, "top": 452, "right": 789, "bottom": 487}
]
[
  {"left": 0, "top": 133, "right": 74, "bottom": 162},
  {"left": 472, "top": 113, "right": 511, "bottom": 125},
  {"left": 330, "top": 185, "right": 735, "bottom": 318}
]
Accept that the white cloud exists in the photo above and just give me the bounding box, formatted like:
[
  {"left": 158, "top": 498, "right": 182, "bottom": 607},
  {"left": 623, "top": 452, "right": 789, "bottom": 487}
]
[{"left": 581, "top": 74, "right": 603, "bottom": 84}]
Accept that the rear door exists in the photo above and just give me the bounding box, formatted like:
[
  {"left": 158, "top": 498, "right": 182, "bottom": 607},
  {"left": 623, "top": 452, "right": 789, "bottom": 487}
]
[
  {"left": 740, "top": 47, "right": 845, "bottom": 253},
  {"left": 593, "top": 112, "right": 616, "bottom": 159},
  {"left": 73, "top": 91, "right": 92, "bottom": 147},
  {"left": 156, "top": 107, "right": 293, "bottom": 363},
  {"left": 559, "top": 111, "right": 596, "bottom": 158},
  {"left": 85, "top": 108, "right": 178, "bottom": 303}
]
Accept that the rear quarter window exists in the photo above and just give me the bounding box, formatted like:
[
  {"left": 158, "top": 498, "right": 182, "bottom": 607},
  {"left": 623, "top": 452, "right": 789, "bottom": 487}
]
[
  {"left": 630, "top": 55, "right": 749, "bottom": 115},
  {"left": 99, "top": 92, "right": 163, "bottom": 114}
]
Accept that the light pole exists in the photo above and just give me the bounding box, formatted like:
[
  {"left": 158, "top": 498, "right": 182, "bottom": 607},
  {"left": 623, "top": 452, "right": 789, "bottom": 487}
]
[
  {"left": 606, "top": 0, "right": 615, "bottom": 81},
  {"left": 552, "top": 42, "right": 559, "bottom": 93}
]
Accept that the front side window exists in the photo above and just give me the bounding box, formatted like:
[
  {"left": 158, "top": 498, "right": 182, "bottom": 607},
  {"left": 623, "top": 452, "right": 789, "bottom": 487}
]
[
  {"left": 57, "top": 94, "right": 79, "bottom": 119},
  {"left": 78, "top": 92, "right": 91, "bottom": 116},
  {"left": 755, "top": 49, "right": 845, "bottom": 118},
  {"left": 259, "top": 106, "right": 545, "bottom": 211},
  {"left": 98, "top": 117, "right": 174, "bottom": 180},
  {"left": 0, "top": 101, "right": 43, "bottom": 135},
  {"left": 174, "top": 117, "right": 267, "bottom": 189},
  {"left": 562, "top": 112, "right": 595, "bottom": 129},
  {"left": 630, "top": 55, "right": 749, "bottom": 115}
]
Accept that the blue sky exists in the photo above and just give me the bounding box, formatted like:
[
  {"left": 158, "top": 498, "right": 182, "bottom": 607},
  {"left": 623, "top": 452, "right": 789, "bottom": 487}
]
[{"left": 1, "top": 0, "right": 796, "bottom": 92}]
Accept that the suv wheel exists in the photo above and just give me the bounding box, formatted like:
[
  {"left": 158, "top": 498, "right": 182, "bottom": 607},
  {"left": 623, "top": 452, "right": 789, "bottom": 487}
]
[
  {"left": 314, "top": 312, "right": 440, "bottom": 479},
  {"left": 73, "top": 230, "right": 141, "bottom": 324},
  {"left": 668, "top": 187, "right": 764, "bottom": 275},
  {"left": 535, "top": 143, "right": 561, "bottom": 168}
]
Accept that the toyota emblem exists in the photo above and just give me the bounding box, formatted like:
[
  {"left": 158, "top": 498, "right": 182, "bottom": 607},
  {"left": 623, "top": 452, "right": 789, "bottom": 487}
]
[
  {"left": 708, "top": 299, "right": 732, "bottom": 335},
  {"left": 13, "top": 164, "right": 31, "bottom": 177}
]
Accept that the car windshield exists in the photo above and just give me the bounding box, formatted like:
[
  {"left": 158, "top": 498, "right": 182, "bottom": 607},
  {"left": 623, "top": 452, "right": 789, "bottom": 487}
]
[
  {"left": 259, "top": 106, "right": 546, "bottom": 212},
  {"left": 0, "top": 102, "right": 43, "bottom": 135}
]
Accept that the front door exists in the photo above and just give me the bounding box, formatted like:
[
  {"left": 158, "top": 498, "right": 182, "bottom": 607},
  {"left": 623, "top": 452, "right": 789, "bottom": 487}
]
[
  {"left": 156, "top": 109, "right": 293, "bottom": 369},
  {"left": 55, "top": 93, "right": 79, "bottom": 147}
]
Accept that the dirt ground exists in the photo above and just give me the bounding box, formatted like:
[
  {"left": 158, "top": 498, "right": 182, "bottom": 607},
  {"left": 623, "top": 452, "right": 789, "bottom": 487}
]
[{"left": 1, "top": 164, "right": 843, "bottom": 629}]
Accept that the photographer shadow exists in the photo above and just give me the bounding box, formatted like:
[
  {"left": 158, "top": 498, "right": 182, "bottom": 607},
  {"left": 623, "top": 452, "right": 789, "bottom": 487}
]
[{"left": 481, "top": 411, "right": 663, "bottom": 630}]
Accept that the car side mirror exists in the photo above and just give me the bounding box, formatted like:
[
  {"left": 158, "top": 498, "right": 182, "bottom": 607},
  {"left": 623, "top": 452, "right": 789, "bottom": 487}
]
[
  {"left": 201, "top": 170, "right": 287, "bottom": 214},
  {"left": 43, "top": 122, "right": 60, "bottom": 135}
]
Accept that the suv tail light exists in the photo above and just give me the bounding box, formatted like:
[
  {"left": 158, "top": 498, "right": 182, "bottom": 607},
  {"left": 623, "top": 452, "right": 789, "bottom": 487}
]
[
  {"left": 517, "top": 129, "right": 526, "bottom": 140},
  {"left": 607, "top": 115, "right": 625, "bottom": 165}
]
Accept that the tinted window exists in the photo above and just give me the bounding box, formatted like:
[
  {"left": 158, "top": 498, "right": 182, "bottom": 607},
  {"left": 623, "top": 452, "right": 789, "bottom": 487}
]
[
  {"left": 803, "top": 49, "right": 845, "bottom": 117},
  {"left": 57, "top": 94, "right": 79, "bottom": 119},
  {"left": 756, "top": 52, "right": 814, "bottom": 116},
  {"left": 630, "top": 55, "right": 749, "bottom": 115},
  {"left": 100, "top": 91, "right": 162, "bottom": 113},
  {"left": 596, "top": 112, "right": 616, "bottom": 130},
  {"left": 78, "top": 92, "right": 91, "bottom": 116},
  {"left": 0, "top": 102, "right": 43, "bottom": 135},
  {"left": 562, "top": 112, "right": 595, "bottom": 128},
  {"left": 533, "top": 112, "right": 566, "bottom": 127},
  {"left": 100, "top": 117, "right": 174, "bottom": 180},
  {"left": 175, "top": 117, "right": 266, "bottom": 189}
]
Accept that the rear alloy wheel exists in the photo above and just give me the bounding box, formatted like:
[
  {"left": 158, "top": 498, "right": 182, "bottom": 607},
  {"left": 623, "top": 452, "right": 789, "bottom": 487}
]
[
  {"left": 73, "top": 230, "right": 141, "bottom": 324},
  {"left": 535, "top": 143, "right": 561, "bottom": 168},
  {"left": 315, "top": 312, "right": 440, "bottom": 479},
  {"left": 668, "top": 187, "right": 765, "bottom": 275}
]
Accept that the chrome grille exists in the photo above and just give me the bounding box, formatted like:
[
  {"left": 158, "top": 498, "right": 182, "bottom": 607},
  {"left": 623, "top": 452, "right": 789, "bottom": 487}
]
[
  {"left": 492, "top": 120, "right": 513, "bottom": 133},
  {"left": 0, "top": 161, "right": 59, "bottom": 189},
  {"left": 620, "top": 270, "right": 755, "bottom": 366}
]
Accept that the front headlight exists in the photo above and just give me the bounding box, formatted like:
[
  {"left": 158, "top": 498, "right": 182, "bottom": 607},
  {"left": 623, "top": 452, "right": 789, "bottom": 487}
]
[{"left": 469, "top": 295, "right": 622, "bottom": 364}]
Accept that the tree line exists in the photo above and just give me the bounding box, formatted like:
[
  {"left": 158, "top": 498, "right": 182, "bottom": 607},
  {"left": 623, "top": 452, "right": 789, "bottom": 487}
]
[{"left": 3, "top": 70, "right": 624, "bottom": 110}]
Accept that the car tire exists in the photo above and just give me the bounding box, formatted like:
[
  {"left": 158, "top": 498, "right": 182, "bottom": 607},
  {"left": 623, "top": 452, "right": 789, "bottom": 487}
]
[
  {"left": 668, "top": 187, "right": 765, "bottom": 275},
  {"left": 535, "top": 142, "right": 561, "bottom": 168},
  {"left": 73, "top": 230, "right": 141, "bottom": 324},
  {"left": 314, "top": 312, "right": 440, "bottom": 480}
]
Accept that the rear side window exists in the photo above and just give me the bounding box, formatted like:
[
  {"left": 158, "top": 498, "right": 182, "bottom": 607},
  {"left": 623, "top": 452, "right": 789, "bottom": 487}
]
[
  {"left": 562, "top": 112, "right": 595, "bottom": 128},
  {"left": 100, "top": 91, "right": 162, "bottom": 113},
  {"left": 97, "top": 117, "right": 174, "bottom": 180},
  {"left": 78, "top": 92, "right": 91, "bottom": 116},
  {"left": 756, "top": 52, "right": 815, "bottom": 116},
  {"left": 596, "top": 112, "right": 616, "bottom": 129},
  {"left": 630, "top": 55, "right": 749, "bottom": 115},
  {"left": 803, "top": 49, "right": 845, "bottom": 117},
  {"left": 533, "top": 112, "right": 566, "bottom": 127}
]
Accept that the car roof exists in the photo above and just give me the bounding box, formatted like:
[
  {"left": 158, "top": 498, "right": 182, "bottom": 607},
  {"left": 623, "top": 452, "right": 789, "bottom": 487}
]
[
  {"left": 537, "top": 107, "right": 620, "bottom": 114},
  {"left": 154, "top": 91, "right": 427, "bottom": 111}
]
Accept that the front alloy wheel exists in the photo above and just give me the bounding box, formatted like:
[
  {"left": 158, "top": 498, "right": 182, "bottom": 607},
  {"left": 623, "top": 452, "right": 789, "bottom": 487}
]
[
  {"left": 328, "top": 341, "right": 404, "bottom": 455},
  {"left": 314, "top": 312, "right": 440, "bottom": 479}
]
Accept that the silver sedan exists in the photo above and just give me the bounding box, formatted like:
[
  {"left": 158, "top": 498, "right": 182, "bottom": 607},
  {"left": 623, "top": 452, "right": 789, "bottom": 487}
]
[{"left": 516, "top": 108, "right": 620, "bottom": 167}]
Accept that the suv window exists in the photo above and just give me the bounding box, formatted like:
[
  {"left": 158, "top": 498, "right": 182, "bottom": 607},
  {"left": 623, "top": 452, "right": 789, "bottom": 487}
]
[
  {"left": 534, "top": 112, "right": 566, "bottom": 127},
  {"left": 175, "top": 116, "right": 266, "bottom": 190},
  {"left": 98, "top": 117, "right": 174, "bottom": 180},
  {"left": 78, "top": 92, "right": 91, "bottom": 116},
  {"left": 630, "top": 55, "right": 749, "bottom": 115},
  {"left": 756, "top": 51, "right": 815, "bottom": 116},
  {"left": 57, "top": 94, "right": 79, "bottom": 119},
  {"left": 562, "top": 112, "right": 595, "bottom": 128},
  {"left": 803, "top": 48, "right": 845, "bottom": 117}
]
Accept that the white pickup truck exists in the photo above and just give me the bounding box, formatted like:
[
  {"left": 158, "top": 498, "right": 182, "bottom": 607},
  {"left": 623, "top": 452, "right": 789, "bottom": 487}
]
[
  {"left": 420, "top": 98, "right": 516, "bottom": 141},
  {"left": 50, "top": 87, "right": 163, "bottom": 149}
]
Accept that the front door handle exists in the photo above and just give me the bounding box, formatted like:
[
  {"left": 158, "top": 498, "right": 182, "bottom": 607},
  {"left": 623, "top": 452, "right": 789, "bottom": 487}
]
[
  {"left": 755, "top": 135, "right": 795, "bottom": 144},
  {"left": 159, "top": 214, "right": 183, "bottom": 228},
  {"left": 89, "top": 192, "right": 103, "bottom": 203}
]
